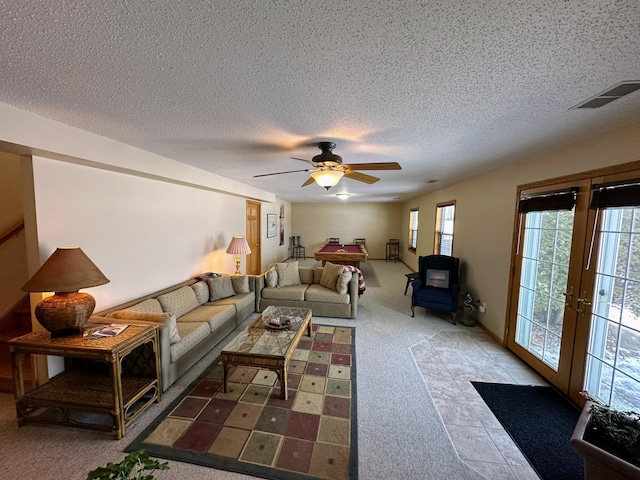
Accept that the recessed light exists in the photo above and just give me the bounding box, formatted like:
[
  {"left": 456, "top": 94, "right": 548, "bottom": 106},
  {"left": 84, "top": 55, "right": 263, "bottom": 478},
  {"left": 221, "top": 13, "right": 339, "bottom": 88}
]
[{"left": 336, "top": 193, "right": 350, "bottom": 200}]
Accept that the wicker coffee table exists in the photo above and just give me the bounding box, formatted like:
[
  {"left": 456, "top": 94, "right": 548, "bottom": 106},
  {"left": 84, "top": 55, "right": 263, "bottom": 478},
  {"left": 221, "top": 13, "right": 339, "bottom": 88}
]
[{"left": 221, "top": 306, "right": 312, "bottom": 400}]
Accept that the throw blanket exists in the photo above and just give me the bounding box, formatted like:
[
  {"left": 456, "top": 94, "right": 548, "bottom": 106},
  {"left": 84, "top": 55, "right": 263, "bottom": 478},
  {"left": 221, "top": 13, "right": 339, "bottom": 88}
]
[{"left": 342, "top": 265, "right": 366, "bottom": 295}]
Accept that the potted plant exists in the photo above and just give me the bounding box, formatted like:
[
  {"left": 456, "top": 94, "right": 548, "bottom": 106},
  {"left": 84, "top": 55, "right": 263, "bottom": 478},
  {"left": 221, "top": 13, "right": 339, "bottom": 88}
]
[
  {"left": 86, "top": 449, "right": 169, "bottom": 480},
  {"left": 570, "top": 391, "right": 640, "bottom": 480}
]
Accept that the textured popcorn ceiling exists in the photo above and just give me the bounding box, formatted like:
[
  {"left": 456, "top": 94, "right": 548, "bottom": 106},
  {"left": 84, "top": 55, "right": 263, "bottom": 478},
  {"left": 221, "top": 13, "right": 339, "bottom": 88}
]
[{"left": 1, "top": 1, "right": 639, "bottom": 202}]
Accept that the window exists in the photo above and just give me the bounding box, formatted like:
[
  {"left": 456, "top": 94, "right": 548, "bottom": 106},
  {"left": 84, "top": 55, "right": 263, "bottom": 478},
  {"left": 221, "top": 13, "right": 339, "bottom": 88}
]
[
  {"left": 434, "top": 202, "right": 455, "bottom": 255},
  {"left": 409, "top": 209, "right": 418, "bottom": 251}
]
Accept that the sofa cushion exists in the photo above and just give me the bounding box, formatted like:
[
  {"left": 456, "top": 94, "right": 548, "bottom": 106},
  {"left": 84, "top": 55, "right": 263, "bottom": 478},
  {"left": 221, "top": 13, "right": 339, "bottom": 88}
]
[
  {"left": 336, "top": 270, "right": 353, "bottom": 295},
  {"left": 170, "top": 321, "right": 212, "bottom": 362},
  {"left": 266, "top": 267, "right": 278, "bottom": 288},
  {"left": 320, "top": 262, "right": 343, "bottom": 291},
  {"left": 305, "top": 284, "right": 351, "bottom": 304},
  {"left": 231, "top": 275, "right": 250, "bottom": 294},
  {"left": 216, "top": 292, "right": 255, "bottom": 316},
  {"left": 191, "top": 281, "right": 210, "bottom": 304},
  {"left": 207, "top": 276, "right": 236, "bottom": 301},
  {"left": 108, "top": 310, "right": 180, "bottom": 344},
  {"left": 313, "top": 267, "right": 324, "bottom": 284},
  {"left": 126, "top": 298, "right": 164, "bottom": 314},
  {"left": 158, "top": 286, "right": 200, "bottom": 318},
  {"left": 299, "top": 267, "right": 314, "bottom": 285},
  {"left": 261, "top": 284, "right": 307, "bottom": 302},
  {"left": 276, "top": 262, "right": 301, "bottom": 287},
  {"left": 178, "top": 304, "right": 236, "bottom": 331}
]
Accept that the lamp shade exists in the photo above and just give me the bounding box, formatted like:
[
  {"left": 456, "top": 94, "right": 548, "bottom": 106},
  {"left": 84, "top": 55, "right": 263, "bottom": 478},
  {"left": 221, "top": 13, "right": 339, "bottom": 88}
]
[
  {"left": 226, "top": 236, "right": 252, "bottom": 255},
  {"left": 310, "top": 170, "right": 344, "bottom": 189},
  {"left": 22, "top": 246, "right": 110, "bottom": 293}
]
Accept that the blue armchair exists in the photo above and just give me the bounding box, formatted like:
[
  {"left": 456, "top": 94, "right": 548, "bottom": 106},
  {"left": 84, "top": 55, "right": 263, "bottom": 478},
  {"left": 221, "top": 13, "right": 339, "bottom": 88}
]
[{"left": 411, "top": 255, "right": 460, "bottom": 324}]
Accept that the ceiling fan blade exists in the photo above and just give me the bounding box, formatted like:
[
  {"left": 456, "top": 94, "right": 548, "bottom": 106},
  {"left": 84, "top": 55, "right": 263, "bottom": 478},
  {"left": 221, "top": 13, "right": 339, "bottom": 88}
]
[
  {"left": 253, "top": 169, "right": 309, "bottom": 178},
  {"left": 301, "top": 177, "right": 315, "bottom": 187},
  {"left": 344, "top": 162, "right": 402, "bottom": 171},
  {"left": 344, "top": 170, "right": 380, "bottom": 184},
  {"left": 291, "top": 157, "right": 314, "bottom": 164}
]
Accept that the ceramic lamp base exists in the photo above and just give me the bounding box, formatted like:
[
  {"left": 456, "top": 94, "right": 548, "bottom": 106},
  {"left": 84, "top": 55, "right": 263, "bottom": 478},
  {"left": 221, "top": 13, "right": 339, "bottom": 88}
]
[{"left": 35, "top": 291, "right": 96, "bottom": 337}]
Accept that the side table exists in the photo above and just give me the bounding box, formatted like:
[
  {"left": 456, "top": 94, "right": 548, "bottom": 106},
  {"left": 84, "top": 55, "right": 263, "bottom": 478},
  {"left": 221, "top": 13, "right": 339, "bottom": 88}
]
[
  {"left": 404, "top": 272, "right": 419, "bottom": 295},
  {"left": 9, "top": 322, "right": 161, "bottom": 439}
]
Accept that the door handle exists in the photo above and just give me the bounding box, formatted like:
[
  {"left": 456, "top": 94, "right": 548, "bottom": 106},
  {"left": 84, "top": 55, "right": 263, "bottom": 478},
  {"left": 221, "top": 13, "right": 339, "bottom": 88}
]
[
  {"left": 562, "top": 286, "right": 574, "bottom": 309},
  {"left": 576, "top": 291, "right": 592, "bottom": 316}
]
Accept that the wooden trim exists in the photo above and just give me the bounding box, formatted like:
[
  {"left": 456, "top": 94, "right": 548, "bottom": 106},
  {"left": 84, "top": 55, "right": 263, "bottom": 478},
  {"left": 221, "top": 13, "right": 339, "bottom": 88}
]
[{"left": 518, "top": 159, "right": 640, "bottom": 191}]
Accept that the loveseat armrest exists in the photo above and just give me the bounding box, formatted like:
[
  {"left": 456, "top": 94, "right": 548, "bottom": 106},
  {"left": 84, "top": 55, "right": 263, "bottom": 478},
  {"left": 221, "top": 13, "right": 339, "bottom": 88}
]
[
  {"left": 255, "top": 273, "right": 265, "bottom": 312},
  {"left": 349, "top": 272, "right": 359, "bottom": 319}
]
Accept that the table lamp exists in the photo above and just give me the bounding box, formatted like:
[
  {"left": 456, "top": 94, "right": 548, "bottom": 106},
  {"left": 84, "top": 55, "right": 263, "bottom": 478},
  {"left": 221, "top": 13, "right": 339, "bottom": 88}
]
[
  {"left": 22, "top": 246, "right": 110, "bottom": 337},
  {"left": 226, "top": 236, "right": 252, "bottom": 275}
]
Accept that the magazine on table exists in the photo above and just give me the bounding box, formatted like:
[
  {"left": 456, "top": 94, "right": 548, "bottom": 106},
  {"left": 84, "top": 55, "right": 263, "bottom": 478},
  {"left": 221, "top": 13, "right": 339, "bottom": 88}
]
[{"left": 84, "top": 323, "right": 129, "bottom": 339}]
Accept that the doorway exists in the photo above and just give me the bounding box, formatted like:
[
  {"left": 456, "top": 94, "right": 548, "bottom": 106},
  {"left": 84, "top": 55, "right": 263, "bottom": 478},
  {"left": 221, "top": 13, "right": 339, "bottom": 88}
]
[
  {"left": 245, "top": 201, "right": 261, "bottom": 275},
  {"left": 506, "top": 162, "right": 640, "bottom": 408}
]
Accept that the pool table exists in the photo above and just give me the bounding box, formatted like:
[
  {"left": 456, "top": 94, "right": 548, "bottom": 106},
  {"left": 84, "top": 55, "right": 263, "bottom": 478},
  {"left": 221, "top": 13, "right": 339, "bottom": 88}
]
[{"left": 314, "top": 243, "right": 368, "bottom": 268}]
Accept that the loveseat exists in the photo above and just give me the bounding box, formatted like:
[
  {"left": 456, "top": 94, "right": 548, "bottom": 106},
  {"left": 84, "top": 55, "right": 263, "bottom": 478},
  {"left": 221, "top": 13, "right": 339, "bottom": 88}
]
[
  {"left": 256, "top": 262, "right": 359, "bottom": 319},
  {"left": 95, "top": 274, "right": 257, "bottom": 391}
]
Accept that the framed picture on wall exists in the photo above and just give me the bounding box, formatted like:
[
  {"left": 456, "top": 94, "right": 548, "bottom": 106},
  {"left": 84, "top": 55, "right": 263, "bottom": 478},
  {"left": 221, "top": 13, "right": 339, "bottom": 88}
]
[{"left": 267, "top": 214, "right": 277, "bottom": 238}]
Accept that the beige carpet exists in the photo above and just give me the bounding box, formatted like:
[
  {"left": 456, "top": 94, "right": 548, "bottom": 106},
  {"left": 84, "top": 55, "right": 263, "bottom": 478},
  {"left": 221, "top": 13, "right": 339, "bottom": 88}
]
[{"left": 0, "top": 260, "right": 483, "bottom": 480}]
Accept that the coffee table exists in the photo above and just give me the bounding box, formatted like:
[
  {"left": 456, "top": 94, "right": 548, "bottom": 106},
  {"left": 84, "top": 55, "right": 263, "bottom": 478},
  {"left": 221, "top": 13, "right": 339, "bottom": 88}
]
[{"left": 221, "top": 306, "right": 312, "bottom": 400}]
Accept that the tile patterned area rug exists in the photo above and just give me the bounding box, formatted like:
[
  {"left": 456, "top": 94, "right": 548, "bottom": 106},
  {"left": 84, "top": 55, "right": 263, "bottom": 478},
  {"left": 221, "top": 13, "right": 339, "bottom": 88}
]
[{"left": 127, "top": 325, "right": 357, "bottom": 480}]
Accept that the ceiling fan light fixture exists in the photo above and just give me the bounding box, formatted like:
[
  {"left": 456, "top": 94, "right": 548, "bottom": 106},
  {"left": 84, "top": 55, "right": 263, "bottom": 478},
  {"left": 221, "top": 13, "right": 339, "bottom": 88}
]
[
  {"left": 336, "top": 193, "right": 350, "bottom": 200},
  {"left": 310, "top": 170, "right": 344, "bottom": 189}
]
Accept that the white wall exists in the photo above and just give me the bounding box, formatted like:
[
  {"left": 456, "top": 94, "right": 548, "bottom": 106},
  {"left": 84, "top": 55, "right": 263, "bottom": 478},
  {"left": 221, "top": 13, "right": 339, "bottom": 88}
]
[
  {"left": 260, "top": 201, "right": 292, "bottom": 268},
  {"left": 29, "top": 156, "right": 254, "bottom": 311}
]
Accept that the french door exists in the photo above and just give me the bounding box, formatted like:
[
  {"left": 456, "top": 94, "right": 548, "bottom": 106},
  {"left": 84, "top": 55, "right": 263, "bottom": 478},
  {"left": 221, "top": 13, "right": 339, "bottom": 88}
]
[{"left": 507, "top": 166, "right": 640, "bottom": 407}]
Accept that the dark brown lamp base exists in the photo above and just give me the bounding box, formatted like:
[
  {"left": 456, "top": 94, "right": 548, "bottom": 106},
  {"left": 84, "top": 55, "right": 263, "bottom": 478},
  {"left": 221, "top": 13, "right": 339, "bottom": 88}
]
[{"left": 35, "top": 291, "right": 96, "bottom": 337}]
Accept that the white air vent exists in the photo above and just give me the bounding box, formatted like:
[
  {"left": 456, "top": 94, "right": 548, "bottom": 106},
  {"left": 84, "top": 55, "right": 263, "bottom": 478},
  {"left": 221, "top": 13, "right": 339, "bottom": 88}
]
[{"left": 570, "top": 81, "right": 640, "bottom": 109}]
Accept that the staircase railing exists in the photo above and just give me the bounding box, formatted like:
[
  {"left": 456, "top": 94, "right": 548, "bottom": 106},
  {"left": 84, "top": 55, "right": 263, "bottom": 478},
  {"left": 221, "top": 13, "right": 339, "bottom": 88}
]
[{"left": 0, "top": 220, "right": 25, "bottom": 247}]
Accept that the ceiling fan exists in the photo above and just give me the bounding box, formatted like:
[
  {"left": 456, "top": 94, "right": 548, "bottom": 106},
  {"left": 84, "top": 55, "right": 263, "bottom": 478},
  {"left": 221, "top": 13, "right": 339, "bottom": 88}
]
[{"left": 253, "top": 142, "right": 402, "bottom": 189}]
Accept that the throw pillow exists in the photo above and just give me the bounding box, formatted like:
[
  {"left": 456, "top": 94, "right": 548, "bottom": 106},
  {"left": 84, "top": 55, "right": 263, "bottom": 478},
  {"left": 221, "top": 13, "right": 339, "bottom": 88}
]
[
  {"left": 231, "top": 275, "right": 250, "bottom": 294},
  {"left": 276, "top": 262, "right": 301, "bottom": 287},
  {"left": 157, "top": 286, "right": 199, "bottom": 318},
  {"left": 266, "top": 267, "right": 278, "bottom": 288},
  {"left": 110, "top": 310, "right": 180, "bottom": 344},
  {"left": 336, "top": 270, "right": 353, "bottom": 295},
  {"left": 207, "top": 276, "right": 236, "bottom": 301},
  {"left": 191, "top": 281, "right": 209, "bottom": 304},
  {"left": 320, "top": 262, "right": 344, "bottom": 291}
]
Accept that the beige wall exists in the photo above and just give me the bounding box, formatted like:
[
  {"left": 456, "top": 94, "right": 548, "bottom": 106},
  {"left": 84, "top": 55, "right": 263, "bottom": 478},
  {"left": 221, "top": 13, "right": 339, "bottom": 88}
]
[
  {"left": 0, "top": 151, "right": 28, "bottom": 317},
  {"left": 403, "top": 120, "right": 640, "bottom": 341},
  {"left": 291, "top": 202, "right": 404, "bottom": 259}
]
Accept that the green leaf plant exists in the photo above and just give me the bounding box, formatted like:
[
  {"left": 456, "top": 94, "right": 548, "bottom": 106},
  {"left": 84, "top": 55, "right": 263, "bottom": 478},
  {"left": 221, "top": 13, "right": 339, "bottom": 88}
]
[{"left": 86, "top": 449, "right": 169, "bottom": 480}]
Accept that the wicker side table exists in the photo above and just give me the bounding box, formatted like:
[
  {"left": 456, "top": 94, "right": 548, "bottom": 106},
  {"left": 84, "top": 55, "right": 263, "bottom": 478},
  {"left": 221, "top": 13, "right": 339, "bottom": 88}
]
[{"left": 9, "top": 322, "right": 161, "bottom": 439}]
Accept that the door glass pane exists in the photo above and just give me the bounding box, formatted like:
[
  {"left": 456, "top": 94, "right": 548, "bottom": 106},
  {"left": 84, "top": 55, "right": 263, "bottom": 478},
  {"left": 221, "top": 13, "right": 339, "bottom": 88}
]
[
  {"left": 515, "top": 209, "right": 574, "bottom": 370},
  {"left": 584, "top": 206, "right": 640, "bottom": 409}
]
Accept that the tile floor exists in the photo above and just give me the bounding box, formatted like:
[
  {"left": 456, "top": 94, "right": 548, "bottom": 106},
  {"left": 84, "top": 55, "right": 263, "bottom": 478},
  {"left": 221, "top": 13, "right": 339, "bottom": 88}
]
[{"left": 411, "top": 328, "right": 548, "bottom": 480}]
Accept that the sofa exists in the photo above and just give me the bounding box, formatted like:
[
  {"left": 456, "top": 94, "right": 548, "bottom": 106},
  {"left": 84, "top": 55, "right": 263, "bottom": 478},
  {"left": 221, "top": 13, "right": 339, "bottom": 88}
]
[
  {"left": 95, "top": 274, "right": 257, "bottom": 391},
  {"left": 256, "top": 262, "right": 359, "bottom": 319}
]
